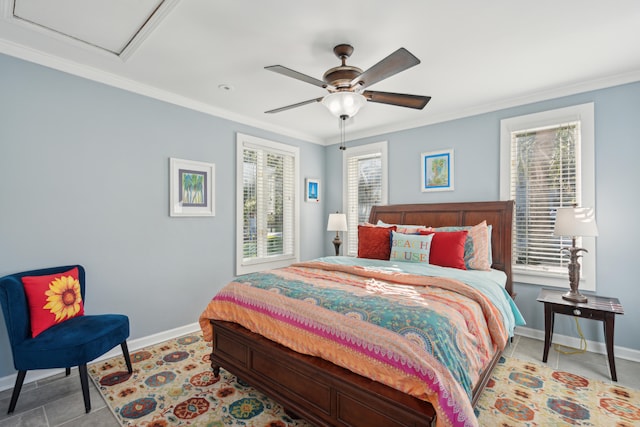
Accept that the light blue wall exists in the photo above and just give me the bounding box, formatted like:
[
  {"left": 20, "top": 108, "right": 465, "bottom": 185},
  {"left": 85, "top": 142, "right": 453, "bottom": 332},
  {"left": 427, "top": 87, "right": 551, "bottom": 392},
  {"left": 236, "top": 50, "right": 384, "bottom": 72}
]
[
  {"left": 325, "top": 81, "right": 640, "bottom": 352},
  {"left": 1, "top": 51, "right": 638, "bottom": 380},
  {"left": 0, "top": 53, "right": 326, "bottom": 377}
]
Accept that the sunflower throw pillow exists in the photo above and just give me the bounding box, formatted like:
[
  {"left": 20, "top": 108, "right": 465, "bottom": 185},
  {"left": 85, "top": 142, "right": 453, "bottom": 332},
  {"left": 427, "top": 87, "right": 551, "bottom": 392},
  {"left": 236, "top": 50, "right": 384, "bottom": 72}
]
[{"left": 22, "top": 267, "right": 85, "bottom": 337}]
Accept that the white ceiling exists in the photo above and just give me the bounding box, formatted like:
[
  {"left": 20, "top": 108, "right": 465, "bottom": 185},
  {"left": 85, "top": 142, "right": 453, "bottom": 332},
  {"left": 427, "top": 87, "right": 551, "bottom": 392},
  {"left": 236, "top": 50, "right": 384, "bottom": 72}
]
[{"left": 1, "top": 0, "right": 640, "bottom": 145}]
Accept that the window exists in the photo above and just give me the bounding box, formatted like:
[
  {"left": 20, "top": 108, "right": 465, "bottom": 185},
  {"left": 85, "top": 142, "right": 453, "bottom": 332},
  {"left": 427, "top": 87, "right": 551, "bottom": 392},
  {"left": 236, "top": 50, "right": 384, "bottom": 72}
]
[
  {"left": 236, "top": 133, "right": 299, "bottom": 275},
  {"left": 500, "top": 103, "right": 595, "bottom": 289},
  {"left": 343, "top": 141, "right": 388, "bottom": 256}
]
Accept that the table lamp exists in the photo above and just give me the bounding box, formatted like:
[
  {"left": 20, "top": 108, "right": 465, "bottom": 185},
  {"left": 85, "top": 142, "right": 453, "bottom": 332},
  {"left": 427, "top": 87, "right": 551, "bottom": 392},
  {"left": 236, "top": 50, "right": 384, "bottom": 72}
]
[
  {"left": 327, "top": 213, "right": 348, "bottom": 256},
  {"left": 553, "top": 206, "right": 598, "bottom": 303}
]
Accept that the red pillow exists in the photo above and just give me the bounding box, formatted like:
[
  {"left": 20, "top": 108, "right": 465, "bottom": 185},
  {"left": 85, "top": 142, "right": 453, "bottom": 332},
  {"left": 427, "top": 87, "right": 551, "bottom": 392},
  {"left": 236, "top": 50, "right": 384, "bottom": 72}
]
[
  {"left": 420, "top": 230, "right": 468, "bottom": 269},
  {"left": 358, "top": 225, "right": 397, "bottom": 260},
  {"left": 21, "top": 267, "right": 84, "bottom": 337}
]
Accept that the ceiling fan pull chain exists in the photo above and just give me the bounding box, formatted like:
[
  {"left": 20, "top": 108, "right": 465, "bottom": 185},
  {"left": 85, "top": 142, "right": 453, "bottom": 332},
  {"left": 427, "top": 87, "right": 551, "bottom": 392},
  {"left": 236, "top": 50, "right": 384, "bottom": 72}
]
[{"left": 339, "top": 115, "right": 347, "bottom": 151}]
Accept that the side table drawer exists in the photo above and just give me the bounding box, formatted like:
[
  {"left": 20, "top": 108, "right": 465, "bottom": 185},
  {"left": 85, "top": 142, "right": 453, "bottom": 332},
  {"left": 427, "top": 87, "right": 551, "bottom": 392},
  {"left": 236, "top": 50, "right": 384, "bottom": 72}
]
[{"left": 553, "top": 304, "right": 605, "bottom": 321}]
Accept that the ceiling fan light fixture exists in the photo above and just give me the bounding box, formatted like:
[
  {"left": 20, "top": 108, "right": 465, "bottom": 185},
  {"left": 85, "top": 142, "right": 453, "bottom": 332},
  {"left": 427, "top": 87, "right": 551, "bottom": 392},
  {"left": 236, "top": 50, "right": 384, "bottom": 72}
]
[{"left": 321, "top": 92, "right": 366, "bottom": 118}]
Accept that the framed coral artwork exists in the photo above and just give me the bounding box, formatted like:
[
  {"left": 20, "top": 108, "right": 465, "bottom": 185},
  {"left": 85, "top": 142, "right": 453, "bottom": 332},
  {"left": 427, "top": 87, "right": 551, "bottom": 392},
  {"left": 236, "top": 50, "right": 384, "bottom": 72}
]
[
  {"left": 421, "top": 149, "right": 454, "bottom": 192},
  {"left": 169, "top": 158, "right": 215, "bottom": 216}
]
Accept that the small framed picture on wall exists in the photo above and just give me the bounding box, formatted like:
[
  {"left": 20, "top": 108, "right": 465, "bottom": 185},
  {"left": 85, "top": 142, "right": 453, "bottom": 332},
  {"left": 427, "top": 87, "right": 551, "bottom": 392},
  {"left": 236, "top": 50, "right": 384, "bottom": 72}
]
[
  {"left": 421, "top": 149, "right": 454, "bottom": 192},
  {"left": 169, "top": 157, "right": 215, "bottom": 216},
  {"left": 305, "top": 178, "right": 320, "bottom": 202}
]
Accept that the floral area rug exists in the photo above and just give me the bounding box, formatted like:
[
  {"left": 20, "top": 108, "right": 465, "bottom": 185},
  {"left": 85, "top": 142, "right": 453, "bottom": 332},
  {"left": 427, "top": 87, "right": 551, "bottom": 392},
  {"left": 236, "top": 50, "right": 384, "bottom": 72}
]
[
  {"left": 90, "top": 333, "right": 640, "bottom": 427},
  {"left": 88, "top": 333, "right": 312, "bottom": 426},
  {"left": 475, "top": 356, "right": 640, "bottom": 426}
]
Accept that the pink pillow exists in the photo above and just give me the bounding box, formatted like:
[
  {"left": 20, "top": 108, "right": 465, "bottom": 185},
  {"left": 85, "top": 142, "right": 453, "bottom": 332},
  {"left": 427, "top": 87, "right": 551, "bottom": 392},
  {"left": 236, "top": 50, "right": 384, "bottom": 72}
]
[
  {"left": 433, "top": 221, "right": 491, "bottom": 270},
  {"left": 420, "top": 230, "right": 468, "bottom": 269},
  {"left": 395, "top": 226, "right": 431, "bottom": 234},
  {"left": 358, "top": 225, "right": 397, "bottom": 260}
]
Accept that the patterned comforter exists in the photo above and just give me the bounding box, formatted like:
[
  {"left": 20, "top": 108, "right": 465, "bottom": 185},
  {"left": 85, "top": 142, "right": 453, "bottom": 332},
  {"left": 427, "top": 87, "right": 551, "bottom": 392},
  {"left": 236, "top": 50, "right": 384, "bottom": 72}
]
[{"left": 199, "top": 259, "right": 520, "bottom": 427}]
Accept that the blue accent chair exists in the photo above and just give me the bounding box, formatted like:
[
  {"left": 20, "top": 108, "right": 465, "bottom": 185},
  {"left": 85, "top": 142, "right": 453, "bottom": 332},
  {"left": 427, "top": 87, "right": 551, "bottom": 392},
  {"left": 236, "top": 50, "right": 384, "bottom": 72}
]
[{"left": 0, "top": 265, "right": 132, "bottom": 414}]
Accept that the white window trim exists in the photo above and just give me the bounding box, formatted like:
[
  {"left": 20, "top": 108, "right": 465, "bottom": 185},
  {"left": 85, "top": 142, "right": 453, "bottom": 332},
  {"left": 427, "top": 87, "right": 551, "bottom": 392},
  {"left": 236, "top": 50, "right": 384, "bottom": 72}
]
[
  {"left": 500, "top": 103, "right": 596, "bottom": 290},
  {"left": 342, "top": 141, "right": 389, "bottom": 257},
  {"left": 236, "top": 133, "right": 300, "bottom": 275}
]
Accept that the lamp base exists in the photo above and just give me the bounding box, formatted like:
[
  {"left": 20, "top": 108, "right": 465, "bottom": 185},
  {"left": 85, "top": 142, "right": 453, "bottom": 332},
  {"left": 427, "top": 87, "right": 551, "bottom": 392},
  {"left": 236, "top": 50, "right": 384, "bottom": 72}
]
[
  {"left": 562, "top": 289, "right": 588, "bottom": 303},
  {"left": 332, "top": 234, "right": 342, "bottom": 256},
  {"left": 561, "top": 244, "right": 589, "bottom": 303}
]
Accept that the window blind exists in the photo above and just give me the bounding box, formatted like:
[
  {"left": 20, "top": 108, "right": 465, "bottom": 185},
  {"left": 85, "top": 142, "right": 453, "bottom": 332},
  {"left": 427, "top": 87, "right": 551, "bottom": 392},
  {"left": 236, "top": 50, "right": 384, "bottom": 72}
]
[
  {"left": 237, "top": 133, "right": 298, "bottom": 275},
  {"left": 510, "top": 122, "right": 579, "bottom": 272},
  {"left": 242, "top": 147, "right": 294, "bottom": 261},
  {"left": 346, "top": 153, "right": 382, "bottom": 256}
]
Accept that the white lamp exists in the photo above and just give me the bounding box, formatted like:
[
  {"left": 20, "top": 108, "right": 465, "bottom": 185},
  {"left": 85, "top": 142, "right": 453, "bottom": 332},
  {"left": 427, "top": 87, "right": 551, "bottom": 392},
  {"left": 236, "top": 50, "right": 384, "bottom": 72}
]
[
  {"left": 327, "top": 212, "right": 348, "bottom": 256},
  {"left": 321, "top": 92, "right": 366, "bottom": 118},
  {"left": 553, "top": 206, "right": 599, "bottom": 303}
]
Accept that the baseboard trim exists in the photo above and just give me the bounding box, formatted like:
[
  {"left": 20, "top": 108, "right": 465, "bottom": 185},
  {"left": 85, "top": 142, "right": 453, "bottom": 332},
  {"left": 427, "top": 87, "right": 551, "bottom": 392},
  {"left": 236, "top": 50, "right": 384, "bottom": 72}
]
[
  {"left": 3, "top": 324, "right": 637, "bottom": 392},
  {"left": 0, "top": 322, "right": 200, "bottom": 392},
  {"left": 515, "top": 326, "right": 640, "bottom": 363}
]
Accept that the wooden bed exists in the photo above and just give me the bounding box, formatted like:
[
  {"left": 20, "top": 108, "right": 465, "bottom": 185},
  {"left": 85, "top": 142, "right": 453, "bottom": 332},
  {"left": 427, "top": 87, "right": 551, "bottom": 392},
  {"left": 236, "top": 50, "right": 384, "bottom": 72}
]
[{"left": 209, "top": 200, "right": 514, "bottom": 427}]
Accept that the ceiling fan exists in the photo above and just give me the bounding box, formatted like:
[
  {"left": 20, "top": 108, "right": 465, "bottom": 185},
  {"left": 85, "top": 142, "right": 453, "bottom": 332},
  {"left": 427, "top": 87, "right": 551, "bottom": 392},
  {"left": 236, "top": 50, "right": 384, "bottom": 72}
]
[{"left": 264, "top": 44, "right": 431, "bottom": 119}]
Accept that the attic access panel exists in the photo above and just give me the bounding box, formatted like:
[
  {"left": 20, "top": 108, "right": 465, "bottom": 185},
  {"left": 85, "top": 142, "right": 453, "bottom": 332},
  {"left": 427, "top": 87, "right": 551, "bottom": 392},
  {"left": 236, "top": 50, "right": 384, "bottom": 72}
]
[{"left": 11, "top": 0, "right": 177, "bottom": 57}]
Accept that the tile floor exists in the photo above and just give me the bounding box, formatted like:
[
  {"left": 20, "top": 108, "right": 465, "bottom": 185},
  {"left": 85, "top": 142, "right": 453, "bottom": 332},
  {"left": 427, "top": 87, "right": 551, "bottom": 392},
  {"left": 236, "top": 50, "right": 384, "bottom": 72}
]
[{"left": 0, "top": 335, "right": 639, "bottom": 426}]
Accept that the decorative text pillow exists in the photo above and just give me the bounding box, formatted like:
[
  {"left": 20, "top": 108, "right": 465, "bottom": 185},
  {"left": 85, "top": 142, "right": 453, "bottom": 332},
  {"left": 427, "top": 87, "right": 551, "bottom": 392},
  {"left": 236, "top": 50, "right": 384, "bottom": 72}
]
[
  {"left": 21, "top": 267, "right": 84, "bottom": 337},
  {"left": 390, "top": 232, "right": 434, "bottom": 263},
  {"left": 358, "top": 225, "right": 397, "bottom": 260},
  {"left": 420, "top": 230, "right": 468, "bottom": 269},
  {"left": 433, "top": 221, "right": 491, "bottom": 270}
]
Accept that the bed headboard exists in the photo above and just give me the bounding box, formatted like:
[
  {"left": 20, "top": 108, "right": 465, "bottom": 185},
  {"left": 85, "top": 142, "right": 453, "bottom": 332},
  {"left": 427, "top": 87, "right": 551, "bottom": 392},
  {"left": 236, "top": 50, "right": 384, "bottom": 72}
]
[{"left": 369, "top": 200, "right": 514, "bottom": 296}]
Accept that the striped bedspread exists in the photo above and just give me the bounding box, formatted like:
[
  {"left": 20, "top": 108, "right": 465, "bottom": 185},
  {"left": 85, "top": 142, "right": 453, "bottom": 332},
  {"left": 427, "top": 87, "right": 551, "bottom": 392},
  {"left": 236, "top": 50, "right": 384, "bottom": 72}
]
[{"left": 199, "top": 260, "right": 512, "bottom": 427}]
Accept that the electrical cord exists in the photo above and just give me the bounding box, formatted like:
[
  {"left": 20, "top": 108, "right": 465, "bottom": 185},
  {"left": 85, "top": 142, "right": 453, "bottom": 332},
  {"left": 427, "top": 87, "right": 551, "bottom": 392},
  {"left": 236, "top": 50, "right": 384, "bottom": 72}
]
[{"left": 553, "top": 316, "right": 587, "bottom": 354}]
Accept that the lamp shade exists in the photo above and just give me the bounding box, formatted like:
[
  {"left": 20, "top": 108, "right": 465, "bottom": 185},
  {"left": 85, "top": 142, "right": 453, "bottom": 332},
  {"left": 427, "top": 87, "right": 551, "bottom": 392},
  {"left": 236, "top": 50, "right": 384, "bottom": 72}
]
[
  {"left": 553, "top": 207, "right": 599, "bottom": 237},
  {"left": 321, "top": 92, "right": 366, "bottom": 118},
  {"left": 327, "top": 213, "right": 348, "bottom": 232}
]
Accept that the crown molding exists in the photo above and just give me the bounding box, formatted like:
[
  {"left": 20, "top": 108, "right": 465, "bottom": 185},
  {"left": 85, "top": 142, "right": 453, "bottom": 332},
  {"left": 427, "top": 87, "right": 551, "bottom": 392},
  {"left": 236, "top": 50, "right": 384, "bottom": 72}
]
[
  {"left": 0, "top": 39, "right": 323, "bottom": 145},
  {"left": 1, "top": 32, "right": 638, "bottom": 147},
  {"left": 334, "top": 69, "right": 640, "bottom": 145}
]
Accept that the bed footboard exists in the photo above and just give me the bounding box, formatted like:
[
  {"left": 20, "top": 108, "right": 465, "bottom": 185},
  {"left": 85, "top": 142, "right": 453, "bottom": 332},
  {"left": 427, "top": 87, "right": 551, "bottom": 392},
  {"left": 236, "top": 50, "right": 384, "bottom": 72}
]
[{"left": 210, "top": 319, "right": 437, "bottom": 427}]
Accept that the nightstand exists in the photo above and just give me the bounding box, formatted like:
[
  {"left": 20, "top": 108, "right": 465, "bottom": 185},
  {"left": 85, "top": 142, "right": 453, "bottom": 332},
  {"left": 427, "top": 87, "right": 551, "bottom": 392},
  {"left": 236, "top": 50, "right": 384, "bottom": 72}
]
[{"left": 537, "top": 288, "right": 624, "bottom": 381}]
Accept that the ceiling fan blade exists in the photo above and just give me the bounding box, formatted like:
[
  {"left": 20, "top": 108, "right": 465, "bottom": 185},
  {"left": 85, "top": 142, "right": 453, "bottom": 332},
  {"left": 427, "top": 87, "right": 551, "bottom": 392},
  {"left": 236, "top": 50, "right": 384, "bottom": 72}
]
[
  {"left": 350, "top": 48, "right": 420, "bottom": 89},
  {"left": 265, "top": 97, "right": 324, "bottom": 114},
  {"left": 363, "top": 91, "right": 431, "bottom": 110},
  {"left": 265, "top": 65, "right": 328, "bottom": 88}
]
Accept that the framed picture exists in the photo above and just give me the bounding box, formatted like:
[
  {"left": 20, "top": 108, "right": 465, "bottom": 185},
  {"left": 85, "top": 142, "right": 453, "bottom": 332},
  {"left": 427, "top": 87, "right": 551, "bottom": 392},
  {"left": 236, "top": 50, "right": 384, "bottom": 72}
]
[
  {"left": 305, "top": 178, "right": 320, "bottom": 202},
  {"left": 169, "top": 158, "right": 215, "bottom": 216},
  {"left": 421, "top": 149, "right": 454, "bottom": 192}
]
